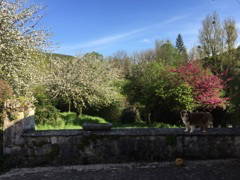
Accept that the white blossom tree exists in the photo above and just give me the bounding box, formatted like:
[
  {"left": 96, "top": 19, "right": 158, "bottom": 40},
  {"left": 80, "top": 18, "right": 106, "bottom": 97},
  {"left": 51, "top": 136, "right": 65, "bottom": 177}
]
[
  {"left": 46, "top": 56, "right": 122, "bottom": 114},
  {"left": 0, "top": 0, "right": 49, "bottom": 96}
]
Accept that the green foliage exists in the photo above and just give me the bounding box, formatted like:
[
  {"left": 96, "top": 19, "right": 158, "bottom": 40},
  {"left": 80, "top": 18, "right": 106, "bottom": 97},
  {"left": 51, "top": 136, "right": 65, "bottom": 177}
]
[
  {"left": 83, "top": 51, "right": 103, "bottom": 61},
  {"left": 60, "top": 112, "right": 78, "bottom": 125},
  {"left": 201, "top": 47, "right": 240, "bottom": 123},
  {"left": 36, "top": 112, "right": 180, "bottom": 130},
  {"left": 120, "top": 105, "right": 142, "bottom": 124},
  {"left": 155, "top": 40, "right": 186, "bottom": 65},
  {"left": 33, "top": 86, "right": 51, "bottom": 107},
  {"left": 36, "top": 123, "right": 82, "bottom": 130},
  {"left": 35, "top": 112, "right": 109, "bottom": 130},
  {"left": 78, "top": 114, "right": 108, "bottom": 124},
  {"left": 124, "top": 61, "right": 196, "bottom": 123},
  {"left": 84, "top": 79, "right": 127, "bottom": 122},
  {"left": 176, "top": 34, "right": 188, "bottom": 59},
  {"left": 35, "top": 104, "right": 63, "bottom": 126},
  {"left": 156, "top": 83, "right": 197, "bottom": 111},
  {"left": 33, "top": 85, "right": 64, "bottom": 126}
]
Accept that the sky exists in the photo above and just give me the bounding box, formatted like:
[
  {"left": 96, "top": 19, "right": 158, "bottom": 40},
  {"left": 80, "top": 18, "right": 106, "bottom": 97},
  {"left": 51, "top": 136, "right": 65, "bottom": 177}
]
[{"left": 29, "top": 0, "right": 240, "bottom": 56}]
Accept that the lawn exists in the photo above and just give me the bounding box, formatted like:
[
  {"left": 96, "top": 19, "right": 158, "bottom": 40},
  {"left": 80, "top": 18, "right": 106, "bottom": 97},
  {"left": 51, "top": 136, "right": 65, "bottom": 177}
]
[{"left": 36, "top": 112, "right": 180, "bottom": 130}]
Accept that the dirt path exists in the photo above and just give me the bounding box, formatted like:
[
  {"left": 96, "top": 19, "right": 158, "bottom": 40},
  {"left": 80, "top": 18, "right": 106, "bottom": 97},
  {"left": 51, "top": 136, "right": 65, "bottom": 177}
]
[{"left": 1, "top": 159, "right": 240, "bottom": 180}]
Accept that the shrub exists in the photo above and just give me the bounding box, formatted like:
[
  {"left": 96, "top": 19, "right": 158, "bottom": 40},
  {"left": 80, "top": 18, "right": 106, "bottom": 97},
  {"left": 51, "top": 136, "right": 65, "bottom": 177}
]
[
  {"left": 60, "top": 112, "right": 77, "bottom": 125},
  {"left": 120, "top": 106, "right": 141, "bottom": 124},
  {"left": 77, "top": 114, "right": 108, "bottom": 125},
  {"left": 35, "top": 104, "right": 63, "bottom": 126},
  {"left": 124, "top": 61, "right": 197, "bottom": 124}
]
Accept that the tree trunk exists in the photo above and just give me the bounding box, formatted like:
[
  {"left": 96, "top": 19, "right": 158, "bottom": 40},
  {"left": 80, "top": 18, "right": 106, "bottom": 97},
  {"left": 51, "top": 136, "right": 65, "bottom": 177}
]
[
  {"left": 79, "top": 107, "right": 82, "bottom": 116},
  {"left": 68, "top": 100, "right": 71, "bottom": 112},
  {"left": 147, "top": 113, "right": 151, "bottom": 124}
]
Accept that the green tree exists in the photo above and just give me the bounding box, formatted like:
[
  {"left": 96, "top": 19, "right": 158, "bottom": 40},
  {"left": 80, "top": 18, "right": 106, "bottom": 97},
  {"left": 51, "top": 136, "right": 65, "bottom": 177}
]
[
  {"left": 124, "top": 61, "right": 197, "bottom": 124},
  {"left": 176, "top": 34, "right": 188, "bottom": 59},
  {"left": 155, "top": 40, "right": 184, "bottom": 65},
  {"left": 83, "top": 51, "right": 103, "bottom": 61}
]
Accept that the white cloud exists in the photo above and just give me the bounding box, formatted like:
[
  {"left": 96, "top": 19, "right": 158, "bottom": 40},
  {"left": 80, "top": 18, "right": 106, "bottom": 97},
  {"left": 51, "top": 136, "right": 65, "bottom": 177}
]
[
  {"left": 141, "top": 38, "right": 151, "bottom": 43},
  {"left": 76, "top": 28, "right": 147, "bottom": 49},
  {"left": 59, "top": 14, "right": 189, "bottom": 51}
]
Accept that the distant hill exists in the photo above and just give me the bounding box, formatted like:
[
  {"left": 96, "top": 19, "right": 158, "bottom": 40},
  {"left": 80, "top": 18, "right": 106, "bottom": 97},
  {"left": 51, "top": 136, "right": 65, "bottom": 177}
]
[{"left": 46, "top": 53, "right": 75, "bottom": 60}]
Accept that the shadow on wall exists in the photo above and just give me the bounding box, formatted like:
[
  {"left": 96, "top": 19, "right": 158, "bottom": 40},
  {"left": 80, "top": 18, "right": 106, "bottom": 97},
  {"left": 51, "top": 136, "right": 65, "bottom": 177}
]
[
  {"left": 1, "top": 99, "right": 35, "bottom": 170},
  {"left": 1, "top": 115, "right": 35, "bottom": 172},
  {"left": 0, "top": 129, "right": 2, "bottom": 156}
]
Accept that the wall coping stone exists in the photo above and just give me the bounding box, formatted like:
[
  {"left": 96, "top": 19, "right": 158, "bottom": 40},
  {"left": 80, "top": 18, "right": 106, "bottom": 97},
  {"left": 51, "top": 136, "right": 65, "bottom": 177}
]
[{"left": 22, "top": 128, "right": 240, "bottom": 137}]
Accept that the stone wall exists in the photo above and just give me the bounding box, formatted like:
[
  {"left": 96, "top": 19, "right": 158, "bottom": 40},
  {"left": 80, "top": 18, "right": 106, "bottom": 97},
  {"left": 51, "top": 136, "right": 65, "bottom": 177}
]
[
  {"left": 6, "top": 128, "right": 239, "bottom": 167},
  {"left": 2, "top": 102, "right": 240, "bottom": 167},
  {"left": 0, "top": 130, "right": 2, "bottom": 156}
]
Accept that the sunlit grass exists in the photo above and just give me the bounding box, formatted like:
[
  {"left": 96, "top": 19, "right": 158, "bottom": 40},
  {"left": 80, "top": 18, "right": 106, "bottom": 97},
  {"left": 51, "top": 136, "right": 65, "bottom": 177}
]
[
  {"left": 36, "top": 124, "right": 82, "bottom": 130},
  {"left": 35, "top": 112, "right": 180, "bottom": 130}
]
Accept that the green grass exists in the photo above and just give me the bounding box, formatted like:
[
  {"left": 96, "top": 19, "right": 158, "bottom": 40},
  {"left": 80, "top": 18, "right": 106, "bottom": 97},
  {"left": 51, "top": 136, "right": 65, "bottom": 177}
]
[
  {"left": 36, "top": 124, "right": 82, "bottom": 130},
  {"left": 36, "top": 112, "right": 108, "bottom": 130},
  {"left": 111, "top": 122, "right": 180, "bottom": 129},
  {"left": 35, "top": 112, "right": 180, "bottom": 130},
  {"left": 78, "top": 114, "right": 108, "bottom": 124}
]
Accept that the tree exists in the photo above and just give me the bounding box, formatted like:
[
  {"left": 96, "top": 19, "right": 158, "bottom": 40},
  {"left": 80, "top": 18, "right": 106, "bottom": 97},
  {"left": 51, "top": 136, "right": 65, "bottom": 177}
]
[
  {"left": 124, "top": 61, "right": 197, "bottom": 124},
  {"left": 173, "top": 62, "right": 228, "bottom": 110},
  {"left": 223, "top": 18, "right": 238, "bottom": 51},
  {"left": 0, "top": 0, "right": 48, "bottom": 96},
  {"left": 188, "top": 46, "right": 202, "bottom": 60},
  {"left": 46, "top": 57, "right": 122, "bottom": 114},
  {"left": 199, "top": 12, "right": 224, "bottom": 57},
  {"left": 132, "top": 49, "right": 156, "bottom": 63},
  {"left": 155, "top": 40, "right": 184, "bottom": 65},
  {"left": 82, "top": 51, "right": 103, "bottom": 61},
  {"left": 176, "top": 34, "right": 188, "bottom": 59},
  {"left": 109, "top": 51, "right": 133, "bottom": 78}
]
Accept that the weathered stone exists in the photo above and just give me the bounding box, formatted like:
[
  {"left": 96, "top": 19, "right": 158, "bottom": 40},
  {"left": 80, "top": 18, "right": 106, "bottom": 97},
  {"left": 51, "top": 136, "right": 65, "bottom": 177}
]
[
  {"left": 3, "top": 122, "right": 240, "bottom": 168},
  {"left": 2, "top": 101, "right": 36, "bottom": 157},
  {"left": 51, "top": 137, "right": 57, "bottom": 144},
  {"left": 82, "top": 123, "right": 112, "bottom": 131}
]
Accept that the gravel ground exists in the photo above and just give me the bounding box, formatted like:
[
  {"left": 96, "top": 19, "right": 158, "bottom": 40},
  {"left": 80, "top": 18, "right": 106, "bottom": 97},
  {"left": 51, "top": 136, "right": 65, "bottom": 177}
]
[{"left": 0, "top": 159, "right": 240, "bottom": 180}]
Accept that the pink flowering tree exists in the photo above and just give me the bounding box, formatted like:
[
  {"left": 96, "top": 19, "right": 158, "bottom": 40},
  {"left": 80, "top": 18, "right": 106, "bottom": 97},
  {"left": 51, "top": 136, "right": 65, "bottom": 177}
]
[{"left": 172, "top": 62, "right": 229, "bottom": 110}]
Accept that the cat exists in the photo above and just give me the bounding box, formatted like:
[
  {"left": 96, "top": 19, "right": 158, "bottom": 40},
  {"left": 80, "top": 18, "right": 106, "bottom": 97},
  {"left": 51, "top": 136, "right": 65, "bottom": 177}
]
[{"left": 180, "top": 110, "right": 213, "bottom": 133}]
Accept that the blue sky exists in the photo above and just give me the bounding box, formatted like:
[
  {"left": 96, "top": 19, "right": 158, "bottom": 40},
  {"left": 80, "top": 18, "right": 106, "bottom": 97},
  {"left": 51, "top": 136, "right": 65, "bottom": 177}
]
[{"left": 30, "top": 0, "right": 240, "bottom": 56}]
